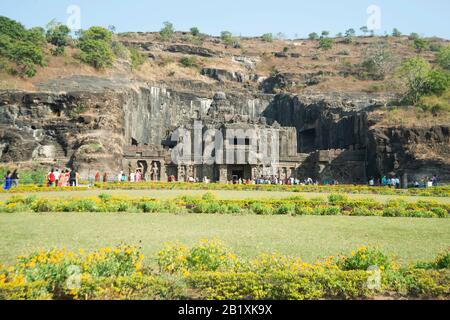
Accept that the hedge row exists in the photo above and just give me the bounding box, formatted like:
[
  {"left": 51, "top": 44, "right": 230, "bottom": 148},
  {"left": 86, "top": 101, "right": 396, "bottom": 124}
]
[
  {"left": 2, "top": 182, "right": 449, "bottom": 197},
  {"left": 1, "top": 193, "right": 448, "bottom": 218},
  {"left": 188, "top": 269, "right": 450, "bottom": 300},
  {"left": 2, "top": 269, "right": 448, "bottom": 300}
]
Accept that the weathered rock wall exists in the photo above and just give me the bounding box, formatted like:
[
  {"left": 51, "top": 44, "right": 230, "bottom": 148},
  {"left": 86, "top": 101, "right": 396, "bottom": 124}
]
[
  {"left": 262, "top": 93, "right": 391, "bottom": 153},
  {"left": 0, "top": 89, "right": 127, "bottom": 173},
  {"left": 367, "top": 126, "right": 450, "bottom": 182},
  {"left": 1, "top": 77, "right": 449, "bottom": 182}
]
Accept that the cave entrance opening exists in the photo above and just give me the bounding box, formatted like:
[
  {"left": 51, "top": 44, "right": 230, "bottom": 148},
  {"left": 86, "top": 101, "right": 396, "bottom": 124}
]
[
  {"left": 228, "top": 165, "right": 252, "bottom": 183},
  {"left": 299, "top": 128, "right": 316, "bottom": 153}
]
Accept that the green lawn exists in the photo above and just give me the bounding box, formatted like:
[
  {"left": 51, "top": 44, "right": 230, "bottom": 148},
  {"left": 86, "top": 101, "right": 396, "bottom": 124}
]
[{"left": 1, "top": 212, "right": 449, "bottom": 266}]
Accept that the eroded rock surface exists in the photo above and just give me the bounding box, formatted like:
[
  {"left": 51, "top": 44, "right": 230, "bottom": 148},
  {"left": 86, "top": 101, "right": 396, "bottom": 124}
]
[{"left": 0, "top": 72, "right": 449, "bottom": 183}]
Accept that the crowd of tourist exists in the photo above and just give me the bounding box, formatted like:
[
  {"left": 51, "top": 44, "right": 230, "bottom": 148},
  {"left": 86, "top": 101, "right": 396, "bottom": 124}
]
[
  {"left": 46, "top": 168, "right": 81, "bottom": 187},
  {"left": 1, "top": 167, "right": 442, "bottom": 190},
  {"left": 367, "top": 175, "right": 440, "bottom": 189},
  {"left": 180, "top": 176, "right": 328, "bottom": 186}
]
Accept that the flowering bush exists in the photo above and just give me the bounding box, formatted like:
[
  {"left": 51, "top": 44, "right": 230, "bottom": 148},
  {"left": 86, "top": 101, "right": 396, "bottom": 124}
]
[
  {"left": 1, "top": 241, "right": 449, "bottom": 300},
  {"left": 0, "top": 245, "right": 144, "bottom": 299},
  {"left": 156, "top": 239, "right": 238, "bottom": 275},
  {"left": 337, "top": 246, "right": 393, "bottom": 271}
]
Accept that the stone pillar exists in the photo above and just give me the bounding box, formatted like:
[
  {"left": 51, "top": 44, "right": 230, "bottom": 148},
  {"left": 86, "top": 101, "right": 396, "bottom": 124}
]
[
  {"left": 160, "top": 160, "right": 167, "bottom": 182},
  {"left": 218, "top": 165, "right": 228, "bottom": 184},
  {"left": 177, "top": 165, "right": 185, "bottom": 182},
  {"left": 402, "top": 172, "right": 408, "bottom": 189}
]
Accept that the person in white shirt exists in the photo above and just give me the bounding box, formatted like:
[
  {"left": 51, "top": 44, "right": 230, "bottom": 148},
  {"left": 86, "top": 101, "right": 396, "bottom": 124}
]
[{"left": 53, "top": 169, "right": 60, "bottom": 187}]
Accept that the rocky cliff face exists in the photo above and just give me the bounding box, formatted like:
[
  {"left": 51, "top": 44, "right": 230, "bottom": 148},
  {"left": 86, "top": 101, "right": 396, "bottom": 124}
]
[
  {"left": 0, "top": 74, "right": 449, "bottom": 183},
  {"left": 367, "top": 126, "right": 450, "bottom": 182},
  {"left": 0, "top": 87, "right": 127, "bottom": 173}
]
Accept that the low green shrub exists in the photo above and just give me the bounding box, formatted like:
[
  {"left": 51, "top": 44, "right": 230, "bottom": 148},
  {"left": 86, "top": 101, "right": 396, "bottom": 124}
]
[
  {"left": 226, "top": 204, "right": 242, "bottom": 214},
  {"left": 250, "top": 202, "right": 273, "bottom": 215},
  {"left": 138, "top": 201, "right": 161, "bottom": 213},
  {"left": 274, "top": 204, "right": 295, "bottom": 215},
  {"left": 328, "top": 194, "right": 348, "bottom": 204}
]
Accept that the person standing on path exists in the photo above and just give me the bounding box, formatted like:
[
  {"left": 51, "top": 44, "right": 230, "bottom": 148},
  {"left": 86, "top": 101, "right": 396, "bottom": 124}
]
[{"left": 11, "top": 169, "right": 19, "bottom": 188}]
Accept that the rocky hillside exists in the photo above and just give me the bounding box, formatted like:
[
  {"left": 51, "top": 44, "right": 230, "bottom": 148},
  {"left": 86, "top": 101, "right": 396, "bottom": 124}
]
[{"left": 0, "top": 20, "right": 449, "bottom": 182}]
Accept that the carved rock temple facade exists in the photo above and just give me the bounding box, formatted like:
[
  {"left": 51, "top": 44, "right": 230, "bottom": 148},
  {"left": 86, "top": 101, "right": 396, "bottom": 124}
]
[{"left": 2, "top": 78, "right": 448, "bottom": 184}]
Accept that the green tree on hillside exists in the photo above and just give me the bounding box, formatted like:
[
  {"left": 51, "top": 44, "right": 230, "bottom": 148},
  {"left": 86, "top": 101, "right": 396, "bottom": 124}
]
[
  {"left": 46, "top": 20, "right": 71, "bottom": 55},
  {"left": 361, "top": 42, "right": 395, "bottom": 80},
  {"left": 397, "top": 57, "right": 450, "bottom": 105},
  {"left": 77, "top": 26, "right": 114, "bottom": 69},
  {"left": 319, "top": 37, "right": 333, "bottom": 50},
  {"left": 398, "top": 57, "right": 431, "bottom": 104},
  {"left": 129, "top": 47, "right": 146, "bottom": 70},
  {"left": 0, "top": 16, "right": 45, "bottom": 77},
  {"left": 413, "top": 37, "right": 428, "bottom": 52},
  {"left": 437, "top": 46, "right": 450, "bottom": 70}
]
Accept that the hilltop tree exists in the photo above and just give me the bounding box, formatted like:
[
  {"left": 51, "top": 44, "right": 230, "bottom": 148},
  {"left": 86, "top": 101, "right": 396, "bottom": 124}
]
[
  {"left": 360, "top": 26, "right": 369, "bottom": 36},
  {"left": 392, "top": 28, "right": 402, "bottom": 37},
  {"left": 308, "top": 32, "right": 319, "bottom": 40},
  {"left": 343, "top": 28, "right": 355, "bottom": 44},
  {"left": 261, "top": 33, "right": 273, "bottom": 42},
  {"left": 220, "top": 31, "right": 233, "bottom": 44},
  {"left": 408, "top": 32, "right": 420, "bottom": 40},
  {"left": 345, "top": 29, "right": 356, "bottom": 37},
  {"left": 160, "top": 21, "right": 174, "bottom": 41},
  {"left": 321, "top": 31, "right": 330, "bottom": 38},
  {"left": 190, "top": 27, "right": 200, "bottom": 36}
]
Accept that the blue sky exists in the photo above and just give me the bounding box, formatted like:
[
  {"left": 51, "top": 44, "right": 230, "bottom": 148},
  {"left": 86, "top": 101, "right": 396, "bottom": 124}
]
[{"left": 1, "top": 0, "right": 449, "bottom": 39}]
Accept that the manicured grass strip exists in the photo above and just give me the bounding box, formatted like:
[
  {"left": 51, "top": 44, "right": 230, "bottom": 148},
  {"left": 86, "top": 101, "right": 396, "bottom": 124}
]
[{"left": 1, "top": 213, "right": 449, "bottom": 265}]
